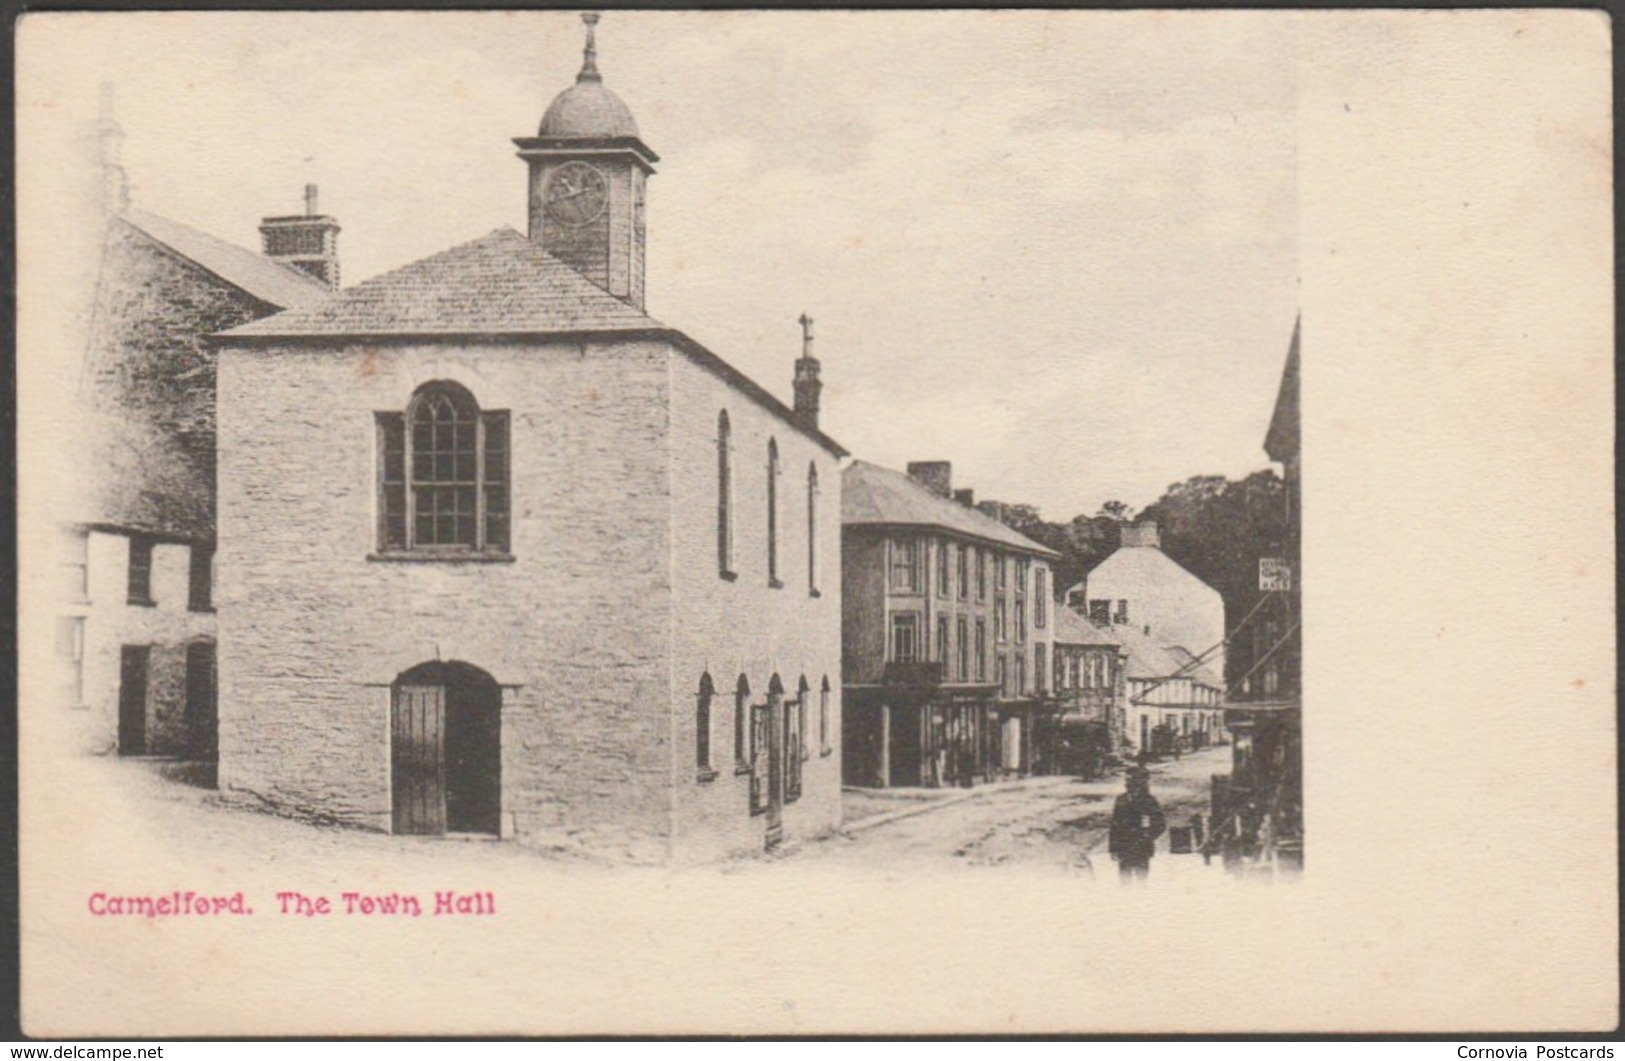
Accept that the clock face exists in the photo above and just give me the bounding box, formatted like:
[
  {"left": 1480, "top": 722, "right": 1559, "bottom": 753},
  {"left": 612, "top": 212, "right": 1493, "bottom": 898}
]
[{"left": 543, "top": 161, "right": 609, "bottom": 226}]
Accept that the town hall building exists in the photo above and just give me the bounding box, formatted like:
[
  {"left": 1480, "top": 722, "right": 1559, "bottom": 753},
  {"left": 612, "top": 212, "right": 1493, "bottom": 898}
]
[{"left": 213, "top": 17, "right": 846, "bottom": 862}]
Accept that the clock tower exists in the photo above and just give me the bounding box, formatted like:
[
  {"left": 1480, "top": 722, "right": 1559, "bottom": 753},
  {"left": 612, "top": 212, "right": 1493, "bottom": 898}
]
[{"left": 515, "top": 13, "right": 658, "bottom": 309}]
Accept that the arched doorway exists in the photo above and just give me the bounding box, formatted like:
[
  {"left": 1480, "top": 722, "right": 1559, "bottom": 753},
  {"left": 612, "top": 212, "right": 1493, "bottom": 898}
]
[{"left": 391, "top": 661, "right": 501, "bottom": 836}]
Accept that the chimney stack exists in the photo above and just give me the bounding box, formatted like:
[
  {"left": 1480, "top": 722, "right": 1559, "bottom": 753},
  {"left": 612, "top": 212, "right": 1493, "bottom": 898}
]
[
  {"left": 793, "top": 313, "right": 823, "bottom": 431},
  {"left": 1120, "top": 521, "right": 1160, "bottom": 548},
  {"left": 953, "top": 488, "right": 975, "bottom": 507},
  {"left": 907, "top": 461, "right": 952, "bottom": 498},
  {"left": 260, "top": 185, "right": 342, "bottom": 290}
]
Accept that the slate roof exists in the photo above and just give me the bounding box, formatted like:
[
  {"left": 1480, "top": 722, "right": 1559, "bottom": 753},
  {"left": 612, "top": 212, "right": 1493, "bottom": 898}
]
[
  {"left": 1053, "top": 609, "right": 1223, "bottom": 691},
  {"left": 1052, "top": 606, "right": 1124, "bottom": 649},
  {"left": 124, "top": 207, "right": 331, "bottom": 311},
  {"left": 1085, "top": 540, "right": 1220, "bottom": 606},
  {"left": 222, "top": 227, "right": 660, "bottom": 338},
  {"left": 1165, "top": 645, "right": 1225, "bottom": 690},
  {"left": 842, "top": 460, "right": 1060, "bottom": 558},
  {"left": 217, "top": 226, "right": 847, "bottom": 458}
]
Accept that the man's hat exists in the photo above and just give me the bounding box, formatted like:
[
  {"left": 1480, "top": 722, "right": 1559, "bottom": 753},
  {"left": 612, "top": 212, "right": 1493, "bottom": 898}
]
[{"left": 1126, "top": 765, "right": 1151, "bottom": 781}]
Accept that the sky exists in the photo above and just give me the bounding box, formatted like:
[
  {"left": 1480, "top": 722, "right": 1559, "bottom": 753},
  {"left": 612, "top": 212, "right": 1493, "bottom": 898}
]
[{"left": 19, "top": 10, "right": 1300, "bottom": 520}]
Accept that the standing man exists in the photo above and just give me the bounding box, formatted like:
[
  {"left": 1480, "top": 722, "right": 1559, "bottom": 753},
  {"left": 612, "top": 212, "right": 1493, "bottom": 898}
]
[{"left": 1108, "top": 765, "right": 1166, "bottom": 881}]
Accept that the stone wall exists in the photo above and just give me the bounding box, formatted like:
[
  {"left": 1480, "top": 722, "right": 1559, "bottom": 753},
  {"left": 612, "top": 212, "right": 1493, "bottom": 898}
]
[
  {"left": 85, "top": 217, "right": 277, "bottom": 540},
  {"left": 217, "top": 338, "right": 676, "bottom": 858},
  {"left": 665, "top": 350, "right": 843, "bottom": 862}
]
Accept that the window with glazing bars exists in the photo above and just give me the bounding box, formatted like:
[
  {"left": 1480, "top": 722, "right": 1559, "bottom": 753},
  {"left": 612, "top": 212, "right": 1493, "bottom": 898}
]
[
  {"left": 378, "top": 383, "right": 509, "bottom": 553},
  {"left": 956, "top": 616, "right": 969, "bottom": 681}
]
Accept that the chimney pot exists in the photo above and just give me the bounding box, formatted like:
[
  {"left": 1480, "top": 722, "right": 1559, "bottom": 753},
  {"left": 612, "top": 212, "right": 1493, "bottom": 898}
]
[
  {"left": 953, "top": 488, "right": 975, "bottom": 507},
  {"left": 305, "top": 183, "right": 319, "bottom": 217},
  {"left": 906, "top": 461, "right": 952, "bottom": 498}
]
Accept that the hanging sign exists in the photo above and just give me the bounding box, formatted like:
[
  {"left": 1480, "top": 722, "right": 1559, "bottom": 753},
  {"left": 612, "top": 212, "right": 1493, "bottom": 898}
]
[{"left": 1259, "top": 558, "right": 1292, "bottom": 591}]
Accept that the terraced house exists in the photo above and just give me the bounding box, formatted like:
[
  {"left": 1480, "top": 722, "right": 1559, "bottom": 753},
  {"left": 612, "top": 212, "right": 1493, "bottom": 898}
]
[
  {"left": 56, "top": 88, "right": 334, "bottom": 769},
  {"left": 841, "top": 460, "right": 1058, "bottom": 788},
  {"left": 213, "top": 18, "right": 846, "bottom": 862}
]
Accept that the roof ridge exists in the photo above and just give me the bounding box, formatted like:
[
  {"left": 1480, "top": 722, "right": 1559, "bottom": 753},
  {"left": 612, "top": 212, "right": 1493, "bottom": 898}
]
[
  {"left": 843, "top": 461, "right": 1058, "bottom": 558},
  {"left": 219, "top": 223, "right": 662, "bottom": 339}
]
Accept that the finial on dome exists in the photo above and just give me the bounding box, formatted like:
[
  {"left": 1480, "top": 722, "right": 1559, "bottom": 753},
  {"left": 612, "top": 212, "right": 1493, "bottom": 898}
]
[{"left": 578, "top": 12, "right": 602, "bottom": 83}]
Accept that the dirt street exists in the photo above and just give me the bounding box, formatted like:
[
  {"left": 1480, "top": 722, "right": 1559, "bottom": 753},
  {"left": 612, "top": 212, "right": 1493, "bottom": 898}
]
[{"left": 760, "top": 744, "right": 1231, "bottom": 878}]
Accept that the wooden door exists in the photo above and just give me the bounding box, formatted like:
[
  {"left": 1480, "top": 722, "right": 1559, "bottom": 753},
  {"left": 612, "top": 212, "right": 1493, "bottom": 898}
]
[
  {"left": 184, "top": 642, "right": 217, "bottom": 762},
  {"left": 392, "top": 684, "right": 445, "bottom": 835},
  {"left": 765, "top": 698, "right": 784, "bottom": 848},
  {"left": 118, "top": 645, "right": 148, "bottom": 756},
  {"left": 444, "top": 682, "right": 500, "bottom": 835}
]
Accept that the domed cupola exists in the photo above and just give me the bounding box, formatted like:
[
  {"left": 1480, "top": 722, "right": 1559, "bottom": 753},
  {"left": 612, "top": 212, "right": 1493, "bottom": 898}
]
[
  {"left": 515, "top": 13, "right": 659, "bottom": 309},
  {"left": 537, "top": 19, "right": 641, "bottom": 141}
]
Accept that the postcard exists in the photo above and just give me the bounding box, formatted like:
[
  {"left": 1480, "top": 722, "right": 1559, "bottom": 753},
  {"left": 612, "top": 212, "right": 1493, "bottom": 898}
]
[{"left": 15, "top": 9, "right": 1615, "bottom": 1036}]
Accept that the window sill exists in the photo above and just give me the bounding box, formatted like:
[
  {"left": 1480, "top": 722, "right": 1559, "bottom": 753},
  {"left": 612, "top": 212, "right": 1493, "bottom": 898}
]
[
  {"left": 808, "top": 587, "right": 822, "bottom": 599},
  {"left": 367, "top": 552, "right": 515, "bottom": 564},
  {"left": 126, "top": 597, "right": 156, "bottom": 609},
  {"left": 188, "top": 605, "right": 216, "bottom": 615},
  {"left": 734, "top": 763, "right": 752, "bottom": 776},
  {"left": 820, "top": 748, "right": 833, "bottom": 758},
  {"left": 768, "top": 578, "right": 784, "bottom": 590},
  {"left": 719, "top": 569, "right": 738, "bottom": 582},
  {"left": 696, "top": 768, "right": 720, "bottom": 784}
]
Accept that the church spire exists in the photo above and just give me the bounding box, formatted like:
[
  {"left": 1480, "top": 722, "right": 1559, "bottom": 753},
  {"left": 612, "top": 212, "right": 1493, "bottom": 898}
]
[{"left": 577, "top": 12, "right": 602, "bottom": 83}]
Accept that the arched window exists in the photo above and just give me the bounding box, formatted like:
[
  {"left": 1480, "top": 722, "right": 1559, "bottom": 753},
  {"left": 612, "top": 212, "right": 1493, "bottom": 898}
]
[
  {"left": 819, "top": 675, "right": 832, "bottom": 756},
  {"left": 733, "top": 674, "right": 750, "bottom": 769},
  {"left": 377, "top": 381, "right": 509, "bottom": 554},
  {"left": 796, "top": 676, "right": 811, "bottom": 764},
  {"left": 717, "top": 411, "right": 734, "bottom": 578},
  {"left": 696, "top": 672, "right": 716, "bottom": 778},
  {"left": 766, "top": 439, "right": 781, "bottom": 587},
  {"left": 807, "top": 463, "right": 820, "bottom": 595},
  {"left": 784, "top": 675, "right": 805, "bottom": 803}
]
